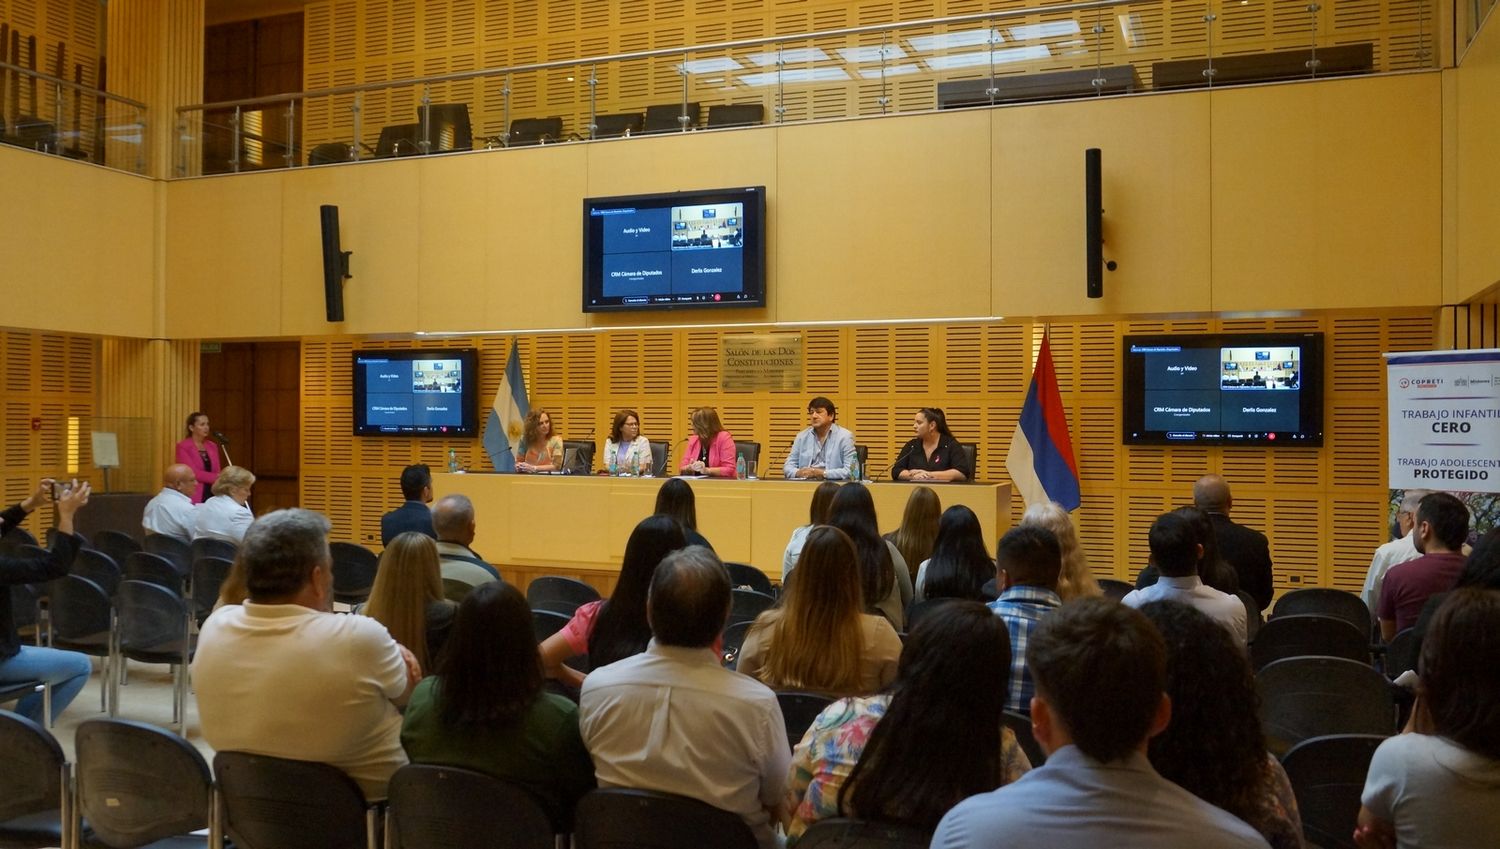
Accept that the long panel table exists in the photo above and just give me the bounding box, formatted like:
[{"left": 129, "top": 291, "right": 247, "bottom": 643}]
[{"left": 433, "top": 473, "right": 1011, "bottom": 586}]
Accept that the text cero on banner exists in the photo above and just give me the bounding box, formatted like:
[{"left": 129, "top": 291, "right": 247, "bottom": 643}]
[{"left": 1385, "top": 348, "right": 1500, "bottom": 493}]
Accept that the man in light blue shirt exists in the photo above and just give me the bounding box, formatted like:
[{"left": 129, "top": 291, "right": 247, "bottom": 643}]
[{"left": 782, "top": 396, "right": 857, "bottom": 481}]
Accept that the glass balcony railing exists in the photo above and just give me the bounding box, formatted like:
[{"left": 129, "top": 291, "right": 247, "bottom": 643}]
[
  {"left": 175, "top": 0, "right": 1441, "bottom": 177},
  {"left": 0, "top": 60, "right": 149, "bottom": 176}
]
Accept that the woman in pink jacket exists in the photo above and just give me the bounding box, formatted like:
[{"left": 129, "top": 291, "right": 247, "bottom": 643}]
[
  {"left": 175, "top": 411, "right": 222, "bottom": 504},
  {"left": 678, "top": 406, "right": 737, "bottom": 477}
]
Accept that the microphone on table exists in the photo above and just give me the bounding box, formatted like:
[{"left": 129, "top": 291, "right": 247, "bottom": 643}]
[{"left": 888, "top": 442, "right": 918, "bottom": 480}]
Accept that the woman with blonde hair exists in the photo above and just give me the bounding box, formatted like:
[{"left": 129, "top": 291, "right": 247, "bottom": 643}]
[
  {"left": 738, "top": 526, "right": 902, "bottom": 697},
  {"left": 361, "top": 531, "right": 456, "bottom": 672},
  {"left": 516, "top": 408, "right": 563, "bottom": 473},
  {"left": 886, "top": 486, "right": 941, "bottom": 583},
  {"left": 194, "top": 465, "right": 256, "bottom": 543},
  {"left": 1019, "top": 500, "right": 1100, "bottom": 601},
  {"left": 678, "top": 406, "right": 737, "bottom": 477}
]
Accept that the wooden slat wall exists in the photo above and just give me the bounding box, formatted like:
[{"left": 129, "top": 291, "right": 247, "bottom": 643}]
[
  {"left": 300, "top": 309, "right": 1434, "bottom": 594},
  {"left": 104, "top": 0, "right": 204, "bottom": 177},
  {"left": 99, "top": 337, "right": 201, "bottom": 494},
  {"left": 0, "top": 328, "right": 98, "bottom": 527}
]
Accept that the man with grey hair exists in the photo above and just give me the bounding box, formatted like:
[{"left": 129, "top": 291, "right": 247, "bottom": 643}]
[
  {"left": 432, "top": 494, "right": 500, "bottom": 601},
  {"left": 1362, "top": 488, "right": 1428, "bottom": 614},
  {"left": 193, "top": 508, "right": 420, "bottom": 800},
  {"left": 578, "top": 546, "right": 790, "bottom": 849},
  {"left": 1193, "top": 474, "right": 1275, "bottom": 611}
]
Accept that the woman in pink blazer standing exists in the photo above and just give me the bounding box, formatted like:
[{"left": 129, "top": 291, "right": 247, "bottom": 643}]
[
  {"left": 175, "top": 411, "right": 223, "bottom": 504},
  {"left": 678, "top": 406, "right": 738, "bottom": 478}
]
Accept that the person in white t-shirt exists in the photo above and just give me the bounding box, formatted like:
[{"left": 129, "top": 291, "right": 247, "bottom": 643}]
[
  {"left": 1361, "top": 489, "right": 1427, "bottom": 615},
  {"left": 141, "top": 464, "right": 199, "bottom": 541}
]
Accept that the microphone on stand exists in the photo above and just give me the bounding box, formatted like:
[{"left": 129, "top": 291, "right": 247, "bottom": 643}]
[
  {"left": 213, "top": 431, "right": 234, "bottom": 467},
  {"left": 888, "top": 442, "right": 918, "bottom": 480},
  {"left": 672, "top": 436, "right": 694, "bottom": 475}
]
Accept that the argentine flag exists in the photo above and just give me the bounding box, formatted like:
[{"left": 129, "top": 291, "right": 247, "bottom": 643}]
[
  {"left": 483, "top": 342, "right": 529, "bottom": 472},
  {"left": 1005, "top": 330, "right": 1082, "bottom": 511}
]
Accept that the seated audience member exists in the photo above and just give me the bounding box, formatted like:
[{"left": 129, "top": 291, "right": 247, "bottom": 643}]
[
  {"left": 1362, "top": 489, "right": 1427, "bottom": 614},
  {"left": 603, "top": 409, "right": 652, "bottom": 476},
  {"left": 785, "top": 600, "right": 1030, "bottom": 842},
  {"left": 915, "top": 505, "right": 993, "bottom": 602},
  {"left": 828, "top": 483, "right": 913, "bottom": 630},
  {"left": 1194, "top": 475, "right": 1274, "bottom": 610},
  {"left": 1122, "top": 509, "right": 1247, "bottom": 645},
  {"left": 1140, "top": 601, "right": 1304, "bottom": 849},
  {"left": 0, "top": 479, "right": 92, "bottom": 724},
  {"left": 516, "top": 408, "right": 563, "bottom": 474},
  {"left": 212, "top": 557, "right": 249, "bottom": 612},
  {"left": 1358, "top": 587, "right": 1500, "bottom": 848},
  {"left": 579, "top": 546, "right": 790, "bottom": 849},
  {"left": 932, "top": 599, "right": 1270, "bottom": 849},
  {"left": 381, "top": 464, "right": 436, "bottom": 545},
  {"left": 193, "top": 465, "right": 255, "bottom": 543},
  {"left": 432, "top": 494, "right": 499, "bottom": 600},
  {"left": 142, "top": 464, "right": 199, "bottom": 541},
  {"left": 782, "top": 396, "right": 857, "bottom": 481},
  {"left": 678, "top": 406, "right": 738, "bottom": 477},
  {"left": 193, "top": 509, "right": 421, "bottom": 800},
  {"left": 655, "top": 477, "right": 713, "bottom": 549},
  {"left": 890, "top": 407, "right": 972, "bottom": 482},
  {"left": 1134, "top": 506, "right": 1240, "bottom": 597},
  {"left": 884, "top": 485, "right": 940, "bottom": 583},
  {"left": 739, "top": 527, "right": 901, "bottom": 697},
  {"left": 359, "top": 532, "right": 457, "bottom": 673},
  {"left": 1411, "top": 527, "right": 1500, "bottom": 650},
  {"left": 539, "top": 515, "right": 685, "bottom": 690},
  {"left": 1019, "top": 501, "right": 1101, "bottom": 601},
  {"left": 401, "top": 582, "right": 595, "bottom": 825},
  {"left": 783, "top": 481, "right": 841, "bottom": 578},
  {"left": 1378, "top": 492, "right": 1469, "bottom": 640},
  {"left": 988, "top": 525, "right": 1063, "bottom": 715}
]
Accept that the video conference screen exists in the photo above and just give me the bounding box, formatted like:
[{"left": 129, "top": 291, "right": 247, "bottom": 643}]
[
  {"left": 352, "top": 349, "right": 479, "bottom": 436},
  {"left": 1121, "top": 333, "right": 1324, "bottom": 446},
  {"left": 582, "top": 186, "right": 767, "bottom": 312}
]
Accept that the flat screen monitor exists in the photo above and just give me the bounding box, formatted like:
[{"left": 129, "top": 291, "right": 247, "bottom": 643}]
[
  {"left": 582, "top": 185, "right": 767, "bottom": 312},
  {"left": 353, "top": 349, "right": 479, "bottom": 436},
  {"left": 1121, "top": 332, "right": 1324, "bottom": 446}
]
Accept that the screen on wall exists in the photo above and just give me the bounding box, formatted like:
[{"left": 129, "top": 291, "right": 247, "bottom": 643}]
[
  {"left": 582, "top": 186, "right": 767, "bottom": 312},
  {"left": 352, "top": 349, "right": 479, "bottom": 437},
  {"left": 1121, "top": 332, "right": 1324, "bottom": 446}
]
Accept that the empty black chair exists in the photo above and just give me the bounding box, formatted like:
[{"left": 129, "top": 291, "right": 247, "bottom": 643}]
[
  {"left": 1257, "top": 657, "right": 1396, "bottom": 757},
  {"left": 214, "top": 751, "right": 378, "bottom": 849},
  {"left": 1251, "top": 614, "right": 1370, "bottom": 670},
  {"left": 958, "top": 443, "right": 978, "bottom": 479},
  {"left": 112, "top": 581, "right": 196, "bottom": 729},
  {"left": 532, "top": 609, "right": 572, "bottom": 643},
  {"left": 728, "top": 589, "right": 775, "bottom": 626},
  {"left": 527, "top": 576, "right": 600, "bottom": 616},
  {"left": 124, "top": 552, "right": 185, "bottom": 596},
  {"left": 1272, "top": 588, "right": 1373, "bottom": 640},
  {"left": 415, "top": 102, "right": 472, "bottom": 152},
  {"left": 93, "top": 531, "right": 141, "bottom": 570},
  {"left": 642, "top": 102, "right": 701, "bottom": 134},
  {"left": 1280, "top": 734, "right": 1386, "bottom": 849},
  {"left": 6, "top": 116, "right": 56, "bottom": 152},
  {"left": 190, "top": 536, "right": 237, "bottom": 564},
  {"left": 45, "top": 574, "right": 112, "bottom": 714},
  {"left": 725, "top": 562, "right": 774, "bottom": 596},
  {"left": 648, "top": 441, "right": 669, "bottom": 476},
  {"left": 1098, "top": 578, "right": 1134, "bottom": 601},
  {"left": 573, "top": 787, "right": 757, "bottom": 849},
  {"left": 191, "top": 556, "right": 235, "bottom": 624},
  {"left": 1383, "top": 627, "right": 1420, "bottom": 679},
  {"left": 0, "top": 709, "right": 73, "bottom": 849},
  {"left": 776, "top": 690, "right": 835, "bottom": 749},
  {"left": 591, "top": 112, "right": 644, "bottom": 139},
  {"left": 721, "top": 619, "right": 753, "bottom": 670},
  {"left": 562, "top": 440, "right": 596, "bottom": 474},
  {"left": 797, "top": 817, "right": 932, "bottom": 849},
  {"left": 733, "top": 442, "right": 762, "bottom": 478},
  {"left": 375, "top": 122, "right": 423, "bottom": 157},
  {"left": 706, "top": 103, "right": 765, "bottom": 129},
  {"left": 330, "top": 542, "right": 379, "bottom": 606},
  {"left": 508, "top": 117, "right": 564, "bottom": 146},
  {"left": 74, "top": 717, "right": 218, "bottom": 848},
  {"left": 1001, "top": 711, "right": 1046, "bottom": 766},
  {"left": 387, "top": 764, "right": 554, "bottom": 849},
  {"left": 308, "top": 141, "right": 354, "bottom": 165},
  {"left": 142, "top": 534, "right": 191, "bottom": 574},
  {"left": 1239, "top": 590, "right": 1264, "bottom": 643},
  {"left": 72, "top": 548, "right": 122, "bottom": 597}
]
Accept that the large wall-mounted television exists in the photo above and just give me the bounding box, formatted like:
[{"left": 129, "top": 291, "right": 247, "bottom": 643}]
[
  {"left": 582, "top": 185, "right": 767, "bottom": 312},
  {"left": 1122, "top": 332, "right": 1324, "bottom": 446},
  {"left": 353, "top": 349, "right": 479, "bottom": 437}
]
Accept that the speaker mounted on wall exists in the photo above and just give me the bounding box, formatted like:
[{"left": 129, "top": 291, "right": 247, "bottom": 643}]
[
  {"left": 319, "top": 204, "right": 353, "bottom": 321},
  {"left": 1085, "top": 148, "right": 1118, "bottom": 299}
]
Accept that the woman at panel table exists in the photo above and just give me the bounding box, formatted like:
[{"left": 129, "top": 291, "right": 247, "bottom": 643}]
[
  {"left": 890, "top": 407, "right": 971, "bottom": 483},
  {"left": 175, "top": 411, "right": 223, "bottom": 504},
  {"left": 678, "top": 406, "right": 736, "bottom": 478},
  {"left": 516, "top": 408, "right": 563, "bottom": 474},
  {"left": 603, "top": 409, "right": 652, "bottom": 476}
]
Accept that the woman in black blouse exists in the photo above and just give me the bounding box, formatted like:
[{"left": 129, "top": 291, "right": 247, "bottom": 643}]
[{"left": 890, "top": 407, "right": 972, "bottom": 482}]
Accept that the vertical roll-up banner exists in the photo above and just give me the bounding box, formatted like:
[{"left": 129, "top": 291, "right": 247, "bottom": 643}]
[{"left": 1385, "top": 348, "right": 1500, "bottom": 493}]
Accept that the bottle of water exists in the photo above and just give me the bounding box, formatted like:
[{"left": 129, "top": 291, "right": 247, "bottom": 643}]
[
  {"left": 609, "top": 452, "right": 618, "bottom": 477},
  {"left": 447, "top": 447, "right": 459, "bottom": 473},
  {"left": 850, "top": 455, "right": 861, "bottom": 483},
  {"left": 736, "top": 453, "right": 746, "bottom": 480}
]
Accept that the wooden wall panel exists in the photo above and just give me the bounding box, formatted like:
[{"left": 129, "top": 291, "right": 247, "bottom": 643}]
[
  {"left": 0, "top": 328, "right": 99, "bottom": 525},
  {"left": 99, "top": 338, "right": 200, "bottom": 494}
]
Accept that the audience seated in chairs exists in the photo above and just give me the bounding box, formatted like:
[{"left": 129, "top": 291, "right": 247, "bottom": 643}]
[
  {"left": 827, "top": 483, "right": 912, "bottom": 631},
  {"left": 401, "top": 581, "right": 595, "bottom": 827},
  {"left": 1018, "top": 500, "right": 1102, "bottom": 601},
  {"left": 356, "top": 532, "right": 456, "bottom": 673},
  {"left": 141, "top": 464, "right": 200, "bottom": 542},
  {"left": 432, "top": 493, "right": 501, "bottom": 601},
  {"left": 1377, "top": 492, "right": 1469, "bottom": 640},
  {"left": 738, "top": 526, "right": 901, "bottom": 698},
  {"left": 655, "top": 478, "right": 714, "bottom": 550},
  {"left": 1133, "top": 504, "right": 1241, "bottom": 596},
  {"left": 1122, "top": 509, "right": 1247, "bottom": 646},
  {"left": 987, "top": 525, "right": 1063, "bottom": 716},
  {"left": 538, "top": 515, "right": 686, "bottom": 690},
  {"left": 785, "top": 600, "right": 1029, "bottom": 843},
  {"left": 913, "top": 505, "right": 993, "bottom": 603},
  {"left": 883, "top": 485, "right": 940, "bottom": 585},
  {"left": 783, "top": 481, "right": 841, "bottom": 579}
]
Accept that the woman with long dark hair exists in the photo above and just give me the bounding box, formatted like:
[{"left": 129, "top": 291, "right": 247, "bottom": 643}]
[
  {"left": 783, "top": 481, "right": 841, "bottom": 577},
  {"left": 784, "top": 601, "right": 1028, "bottom": 841},
  {"left": 890, "top": 407, "right": 971, "bottom": 482},
  {"left": 402, "top": 581, "right": 595, "bottom": 824},
  {"left": 654, "top": 477, "right": 712, "bottom": 549},
  {"left": 538, "top": 515, "right": 686, "bottom": 689},
  {"left": 886, "top": 486, "right": 940, "bottom": 583},
  {"left": 915, "top": 505, "right": 993, "bottom": 602},
  {"left": 827, "top": 483, "right": 912, "bottom": 630},
  {"left": 1139, "top": 601, "right": 1302, "bottom": 849}
]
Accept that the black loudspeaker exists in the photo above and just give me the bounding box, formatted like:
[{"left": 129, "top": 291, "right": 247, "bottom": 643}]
[
  {"left": 1085, "top": 148, "right": 1103, "bottom": 299},
  {"left": 319, "top": 204, "right": 352, "bottom": 322}
]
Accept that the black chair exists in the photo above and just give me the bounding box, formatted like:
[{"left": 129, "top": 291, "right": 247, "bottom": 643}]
[
  {"left": 573, "top": 788, "right": 757, "bottom": 849},
  {"left": 776, "top": 690, "right": 835, "bottom": 749},
  {"left": 112, "top": 581, "right": 196, "bottom": 730},
  {"left": 532, "top": 609, "right": 572, "bottom": 643},
  {"left": 527, "top": 576, "right": 600, "bottom": 616},
  {"left": 1257, "top": 657, "right": 1397, "bottom": 757},
  {"left": 1383, "top": 626, "right": 1420, "bottom": 679},
  {"left": 1001, "top": 711, "right": 1046, "bottom": 767},
  {"left": 387, "top": 764, "right": 554, "bottom": 849},
  {"left": 0, "top": 709, "right": 73, "bottom": 849},
  {"left": 706, "top": 103, "right": 765, "bottom": 129},
  {"left": 214, "top": 751, "right": 378, "bottom": 849},
  {"left": 5, "top": 116, "right": 56, "bottom": 152},
  {"left": 508, "top": 117, "right": 564, "bottom": 146},
  {"left": 1280, "top": 734, "right": 1386, "bottom": 849},
  {"left": 797, "top": 817, "right": 932, "bottom": 849},
  {"left": 591, "top": 112, "right": 644, "bottom": 139},
  {"left": 728, "top": 589, "right": 775, "bottom": 626},
  {"left": 45, "top": 574, "right": 113, "bottom": 714},
  {"left": 562, "top": 439, "right": 596, "bottom": 474},
  {"left": 642, "top": 102, "right": 701, "bottom": 134},
  {"left": 958, "top": 443, "right": 978, "bottom": 479},
  {"left": 1238, "top": 590, "right": 1264, "bottom": 643},
  {"left": 734, "top": 442, "right": 762, "bottom": 478},
  {"left": 191, "top": 556, "right": 235, "bottom": 624},
  {"left": 72, "top": 548, "right": 122, "bottom": 597},
  {"left": 375, "top": 122, "right": 423, "bottom": 157},
  {"left": 74, "top": 717, "right": 218, "bottom": 848},
  {"left": 1250, "top": 614, "right": 1371, "bottom": 670},
  {"left": 92, "top": 531, "right": 142, "bottom": 570},
  {"left": 1098, "top": 578, "right": 1133, "bottom": 601},
  {"left": 724, "top": 562, "right": 774, "bottom": 596},
  {"left": 8, "top": 575, "right": 45, "bottom": 647},
  {"left": 853, "top": 444, "right": 869, "bottom": 477},
  {"left": 308, "top": 141, "right": 354, "bottom": 165},
  {"left": 1271, "top": 588, "right": 1373, "bottom": 640},
  {"left": 415, "top": 103, "right": 472, "bottom": 152},
  {"left": 142, "top": 534, "right": 191, "bottom": 574},
  {"left": 124, "top": 552, "right": 185, "bottom": 596},
  {"left": 721, "top": 620, "right": 753, "bottom": 670},
  {"left": 190, "top": 537, "right": 238, "bottom": 564},
  {"left": 648, "top": 441, "right": 670, "bottom": 476},
  {"left": 330, "top": 542, "right": 379, "bottom": 606}
]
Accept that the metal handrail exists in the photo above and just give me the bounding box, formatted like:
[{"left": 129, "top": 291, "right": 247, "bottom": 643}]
[{"left": 0, "top": 59, "right": 148, "bottom": 110}]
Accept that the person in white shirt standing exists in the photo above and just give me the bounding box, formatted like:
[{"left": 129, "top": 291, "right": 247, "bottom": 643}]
[
  {"left": 141, "top": 464, "right": 200, "bottom": 542},
  {"left": 1362, "top": 489, "right": 1427, "bottom": 615}
]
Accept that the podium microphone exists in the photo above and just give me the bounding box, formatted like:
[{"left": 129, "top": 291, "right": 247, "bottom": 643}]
[{"left": 213, "top": 431, "right": 234, "bottom": 467}]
